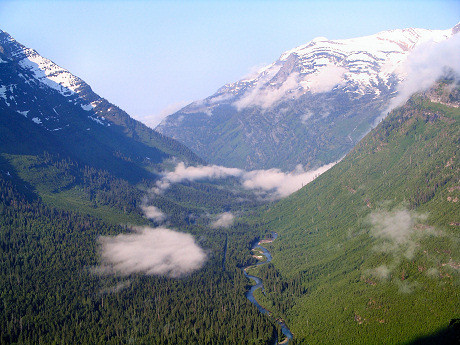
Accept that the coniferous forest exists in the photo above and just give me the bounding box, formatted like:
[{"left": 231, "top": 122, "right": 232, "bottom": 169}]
[{"left": 0, "top": 17, "right": 459, "bottom": 345}]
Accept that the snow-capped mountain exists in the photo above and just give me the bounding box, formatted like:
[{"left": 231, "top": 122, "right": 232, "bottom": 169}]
[
  {"left": 0, "top": 29, "right": 202, "bottom": 177},
  {"left": 0, "top": 29, "right": 108, "bottom": 128},
  {"left": 157, "top": 24, "right": 458, "bottom": 170}
]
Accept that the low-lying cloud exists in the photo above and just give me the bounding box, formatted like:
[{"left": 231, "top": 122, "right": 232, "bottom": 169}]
[
  {"left": 154, "top": 161, "right": 336, "bottom": 199},
  {"left": 141, "top": 205, "right": 166, "bottom": 222},
  {"left": 233, "top": 62, "right": 347, "bottom": 110},
  {"left": 99, "top": 226, "right": 206, "bottom": 277},
  {"left": 369, "top": 208, "right": 431, "bottom": 260},
  {"left": 366, "top": 265, "right": 391, "bottom": 280},
  {"left": 242, "top": 163, "right": 336, "bottom": 198},
  {"left": 384, "top": 32, "right": 460, "bottom": 115},
  {"left": 211, "top": 212, "right": 235, "bottom": 228},
  {"left": 154, "top": 162, "right": 241, "bottom": 193},
  {"left": 365, "top": 207, "right": 443, "bottom": 292},
  {"left": 301, "top": 65, "right": 347, "bottom": 93},
  {"left": 234, "top": 72, "right": 302, "bottom": 110}
]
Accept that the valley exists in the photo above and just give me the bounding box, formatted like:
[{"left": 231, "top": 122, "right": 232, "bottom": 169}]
[{"left": 0, "top": 19, "right": 459, "bottom": 345}]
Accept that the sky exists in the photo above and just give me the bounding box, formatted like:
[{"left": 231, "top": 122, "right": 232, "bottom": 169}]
[{"left": 0, "top": 0, "right": 458, "bottom": 127}]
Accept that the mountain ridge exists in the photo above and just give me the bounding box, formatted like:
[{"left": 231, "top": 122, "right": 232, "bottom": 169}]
[
  {"left": 0, "top": 29, "right": 203, "bottom": 166},
  {"left": 157, "top": 24, "right": 457, "bottom": 170}
]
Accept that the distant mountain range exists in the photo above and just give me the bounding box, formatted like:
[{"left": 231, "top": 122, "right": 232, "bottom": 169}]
[{"left": 157, "top": 24, "right": 459, "bottom": 170}]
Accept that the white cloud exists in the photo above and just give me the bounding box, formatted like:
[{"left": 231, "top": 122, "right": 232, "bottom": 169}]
[
  {"left": 152, "top": 162, "right": 242, "bottom": 194},
  {"left": 141, "top": 205, "right": 166, "bottom": 222},
  {"left": 211, "top": 212, "right": 235, "bottom": 228},
  {"left": 395, "top": 280, "right": 418, "bottom": 294},
  {"left": 242, "top": 163, "right": 336, "bottom": 198},
  {"left": 366, "top": 265, "right": 391, "bottom": 280},
  {"left": 233, "top": 63, "right": 348, "bottom": 110},
  {"left": 384, "top": 33, "right": 460, "bottom": 115},
  {"left": 300, "top": 65, "right": 347, "bottom": 93},
  {"left": 99, "top": 227, "right": 206, "bottom": 277},
  {"left": 301, "top": 109, "right": 314, "bottom": 123},
  {"left": 233, "top": 65, "right": 295, "bottom": 110},
  {"left": 367, "top": 207, "right": 440, "bottom": 273},
  {"left": 153, "top": 161, "right": 337, "bottom": 199},
  {"left": 368, "top": 208, "right": 432, "bottom": 260},
  {"left": 240, "top": 63, "right": 272, "bottom": 81},
  {"left": 369, "top": 209, "right": 421, "bottom": 245},
  {"left": 100, "top": 280, "right": 131, "bottom": 294},
  {"left": 365, "top": 208, "right": 442, "bottom": 292}
]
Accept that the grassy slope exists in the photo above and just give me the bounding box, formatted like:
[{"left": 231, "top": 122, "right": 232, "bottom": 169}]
[{"left": 258, "top": 85, "right": 459, "bottom": 344}]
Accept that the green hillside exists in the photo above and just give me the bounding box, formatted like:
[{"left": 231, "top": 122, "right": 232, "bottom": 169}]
[{"left": 253, "top": 80, "right": 460, "bottom": 344}]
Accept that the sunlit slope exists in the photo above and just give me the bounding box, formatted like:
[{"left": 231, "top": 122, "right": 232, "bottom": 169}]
[{"left": 260, "top": 79, "right": 459, "bottom": 344}]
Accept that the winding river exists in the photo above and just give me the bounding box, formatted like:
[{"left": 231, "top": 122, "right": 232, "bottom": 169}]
[{"left": 243, "top": 232, "right": 293, "bottom": 344}]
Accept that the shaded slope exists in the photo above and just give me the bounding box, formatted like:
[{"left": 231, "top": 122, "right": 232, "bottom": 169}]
[{"left": 0, "top": 28, "right": 203, "bottom": 174}]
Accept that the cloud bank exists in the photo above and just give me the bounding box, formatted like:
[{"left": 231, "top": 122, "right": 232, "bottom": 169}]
[
  {"left": 154, "top": 162, "right": 242, "bottom": 193},
  {"left": 385, "top": 32, "right": 460, "bottom": 114},
  {"left": 211, "top": 212, "right": 235, "bottom": 228},
  {"left": 154, "top": 161, "right": 336, "bottom": 199},
  {"left": 233, "top": 62, "right": 347, "bottom": 110},
  {"left": 242, "top": 163, "right": 336, "bottom": 198},
  {"left": 99, "top": 226, "right": 206, "bottom": 277}
]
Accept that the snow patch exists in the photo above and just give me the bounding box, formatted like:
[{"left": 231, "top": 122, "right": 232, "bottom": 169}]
[{"left": 18, "top": 50, "right": 81, "bottom": 98}]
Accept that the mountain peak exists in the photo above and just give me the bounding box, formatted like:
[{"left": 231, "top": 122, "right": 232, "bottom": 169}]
[{"left": 157, "top": 24, "right": 457, "bottom": 170}]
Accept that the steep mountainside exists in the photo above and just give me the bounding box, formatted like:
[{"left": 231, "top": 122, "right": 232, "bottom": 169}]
[
  {"left": 0, "top": 29, "right": 202, "bottom": 173},
  {"left": 250, "top": 79, "right": 460, "bottom": 344},
  {"left": 157, "top": 25, "right": 457, "bottom": 170}
]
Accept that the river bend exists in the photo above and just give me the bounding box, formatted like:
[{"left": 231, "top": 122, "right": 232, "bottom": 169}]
[{"left": 243, "top": 232, "right": 293, "bottom": 344}]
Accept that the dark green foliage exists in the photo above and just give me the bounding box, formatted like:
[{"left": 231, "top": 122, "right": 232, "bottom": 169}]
[
  {"left": 0, "top": 169, "right": 279, "bottom": 345},
  {"left": 248, "top": 82, "right": 460, "bottom": 344}
]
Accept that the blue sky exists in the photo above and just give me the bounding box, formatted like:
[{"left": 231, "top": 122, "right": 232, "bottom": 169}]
[{"left": 0, "top": 0, "right": 458, "bottom": 126}]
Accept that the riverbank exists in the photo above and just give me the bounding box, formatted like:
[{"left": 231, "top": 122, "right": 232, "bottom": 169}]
[{"left": 242, "top": 232, "right": 293, "bottom": 344}]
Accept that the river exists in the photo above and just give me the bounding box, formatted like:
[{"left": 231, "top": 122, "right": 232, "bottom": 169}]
[{"left": 243, "top": 232, "right": 293, "bottom": 344}]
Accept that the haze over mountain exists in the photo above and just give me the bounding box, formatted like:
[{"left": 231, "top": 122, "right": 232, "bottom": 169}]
[{"left": 157, "top": 24, "right": 459, "bottom": 170}]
